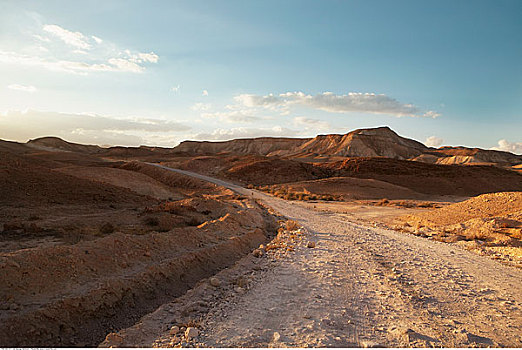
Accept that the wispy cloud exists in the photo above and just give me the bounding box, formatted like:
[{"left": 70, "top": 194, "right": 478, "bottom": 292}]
[
  {"left": 0, "top": 110, "right": 190, "bottom": 146},
  {"left": 293, "top": 116, "right": 331, "bottom": 131},
  {"left": 7, "top": 84, "right": 37, "bottom": 93},
  {"left": 234, "top": 91, "right": 439, "bottom": 118},
  {"left": 191, "top": 102, "right": 212, "bottom": 111},
  {"left": 491, "top": 139, "right": 522, "bottom": 155},
  {"left": 43, "top": 24, "right": 91, "bottom": 50},
  {"left": 191, "top": 126, "right": 301, "bottom": 140},
  {"left": 201, "top": 110, "right": 262, "bottom": 123},
  {"left": 425, "top": 136, "right": 443, "bottom": 147},
  {"left": 1, "top": 22, "right": 158, "bottom": 75}
]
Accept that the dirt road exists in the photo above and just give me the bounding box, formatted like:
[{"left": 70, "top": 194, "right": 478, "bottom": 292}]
[{"left": 116, "top": 165, "right": 522, "bottom": 347}]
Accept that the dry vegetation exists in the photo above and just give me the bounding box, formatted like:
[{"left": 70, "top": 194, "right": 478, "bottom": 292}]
[
  {"left": 251, "top": 184, "right": 340, "bottom": 202},
  {"left": 0, "top": 142, "right": 277, "bottom": 347},
  {"left": 392, "top": 192, "right": 522, "bottom": 266}
]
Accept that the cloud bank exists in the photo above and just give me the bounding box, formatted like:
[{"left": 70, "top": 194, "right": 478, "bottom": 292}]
[
  {"left": 234, "top": 91, "right": 439, "bottom": 118},
  {"left": 7, "top": 84, "right": 37, "bottom": 93},
  {"left": 425, "top": 136, "right": 443, "bottom": 147},
  {"left": 192, "top": 126, "right": 301, "bottom": 141},
  {"left": 0, "top": 110, "right": 189, "bottom": 146},
  {"left": 1, "top": 23, "right": 158, "bottom": 75},
  {"left": 491, "top": 139, "right": 522, "bottom": 155}
]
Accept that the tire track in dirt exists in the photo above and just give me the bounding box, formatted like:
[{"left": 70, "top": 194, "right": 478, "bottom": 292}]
[{"left": 114, "top": 165, "right": 522, "bottom": 347}]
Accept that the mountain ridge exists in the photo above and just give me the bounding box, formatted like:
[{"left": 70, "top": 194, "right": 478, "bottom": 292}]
[{"left": 15, "top": 126, "right": 522, "bottom": 167}]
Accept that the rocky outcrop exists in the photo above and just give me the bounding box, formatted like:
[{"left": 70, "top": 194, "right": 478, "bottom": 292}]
[
  {"left": 174, "top": 137, "right": 308, "bottom": 156},
  {"left": 429, "top": 147, "right": 522, "bottom": 166},
  {"left": 276, "top": 126, "right": 427, "bottom": 159},
  {"left": 27, "top": 137, "right": 104, "bottom": 154},
  {"left": 21, "top": 127, "right": 522, "bottom": 167},
  {"left": 173, "top": 127, "right": 427, "bottom": 159}
]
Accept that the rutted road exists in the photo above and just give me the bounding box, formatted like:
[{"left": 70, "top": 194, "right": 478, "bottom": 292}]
[{"left": 137, "top": 164, "right": 522, "bottom": 347}]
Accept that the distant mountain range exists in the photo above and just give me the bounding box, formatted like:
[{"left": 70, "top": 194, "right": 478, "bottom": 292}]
[
  {"left": 21, "top": 126, "right": 522, "bottom": 168},
  {"left": 173, "top": 126, "right": 522, "bottom": 167}
]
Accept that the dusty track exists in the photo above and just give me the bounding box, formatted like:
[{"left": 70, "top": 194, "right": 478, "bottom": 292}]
[{"left": 118, "top": 165, "right": 522, "bottom": 347}]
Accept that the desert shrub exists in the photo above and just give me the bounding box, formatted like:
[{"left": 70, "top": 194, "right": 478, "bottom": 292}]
[
  {"left": 186, "top": 217, "right": 203, "bottom": 226},
  {"left": 62, "top": 231, "right": 82, "bottom": 244},
  {"left": 99, "top": 222, "right": 115, "bottom": 234},
  {"left": 286, "top": 220, "right": 299, "bottom": 231},
  {"left": 377, "top": 198, "right": 389, "bottom": 206},
  {"left": 144, "top": 216, "right": 159, "bottom": 226},
  {"left": 157, "top": 215, "right": 184, "bottom": 232}
]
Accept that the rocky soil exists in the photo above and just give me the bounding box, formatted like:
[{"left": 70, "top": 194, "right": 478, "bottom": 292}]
[{"left": 102, "top": 166, "right": 522, "bottom": 348}]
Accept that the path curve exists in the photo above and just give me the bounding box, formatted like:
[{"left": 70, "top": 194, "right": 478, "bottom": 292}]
[{"left": 145, "top": 164, "right": 522, "bottom": 347}]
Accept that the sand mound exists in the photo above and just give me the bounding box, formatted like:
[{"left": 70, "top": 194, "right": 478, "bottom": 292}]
[
  {"left": 402, "top": 192, "right": 522, "bottom": 227},
  {"left": 396, "top": 192, "right": 522, "bottom": 264},
  {"left": 120, "top": 161, "right": 223, "bottom": 195},
  {"left": 322, "top": 157, "right": 522, "bottom": 196},
  {"left": 0, "top": 152, "right": 149, "bottom": 207},
  {"left": 57, "top": 166, "right": 183, "bottom": 200},
  {"left": 270, "top": 176, "right": 425, "bottom": 200},
  {"left": 224, "top": 157, "right": 328, "bottom": 185}
]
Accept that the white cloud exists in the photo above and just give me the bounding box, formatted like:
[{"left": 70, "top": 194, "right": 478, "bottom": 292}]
[
  {"left": 425, "top": 136, "right": 443, "bottom": 147},
  {"left": 1, "top": 23, "right": 158, "bottom": 75},
  {"left": 0, "top": 109, "right": 191, "bottom": 146},
  {"left": 137, "top": 52, "right": 159, "bottom": 63},
  {"left": 192, "top": 126, "right": 301, "bottom": 140},
  {"left": 91, "top": 35, "right": 103, "bottom": 44},
  {"left": 201, "top": 110, "right": 261, "bottom": 123},
  {"left": 293, "top": 116, "right": 331, "bottom": 131},
  {"left": 191, "top": 102, "right": 211, "bottom": 111},
  {"left": 0, "top": 50, "right": 154, "bottom": 75},
  {"left": 7, "top": 84, "right": 37, "bottom": 93},
  {"left": 234, "top": 91, "right": 439, "bottom": 118},
  {"left": 107, "top": 58, "right": 144, "bottom": 73},
  {"left": 43, "top": 24, "right": 91, "bottom": 50},
  {"left": 202, "top": 90, "right": 209, "bottom": 96},
  {"left": 33, "top": 34, "right": 50, "bottom": 43},
  {"left": 491, "top": 139, "right": 522, "bottom": 155}
]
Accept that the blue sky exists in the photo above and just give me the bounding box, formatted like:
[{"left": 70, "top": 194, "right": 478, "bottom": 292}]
[{"left": 0, "top": 0, "right": 521, "bottom": 152}]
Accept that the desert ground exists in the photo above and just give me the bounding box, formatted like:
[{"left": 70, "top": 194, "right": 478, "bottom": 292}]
[{"left": 1, "top": 126, "right": 522, "bottom": 347}]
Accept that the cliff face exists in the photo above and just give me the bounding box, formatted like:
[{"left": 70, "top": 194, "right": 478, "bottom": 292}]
[
  {"left": 429, "top": 147, "right": 522, "bottom": 165},
  {"left": 281, "top": 127, "right": 427, "bottom": 159},
  {"left": 22, "top": 127, "right": 522, "bottom": 167},
  {"left": 173, "top": 127, "right": 427, "bottom": 159},
  {"left": 173, "top": 137, "right": 308, "bottom": 156},
  {"left": 27, "top": 137, "right": 103, "bottom": 154}
]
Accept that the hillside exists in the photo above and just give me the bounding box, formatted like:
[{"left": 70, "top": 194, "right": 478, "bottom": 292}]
[
  {"left": 21, "top": 127, "right": 522, "bottom": 168},
  {"left": 174, "top": 137, "right": 308, "bottom": 156},
  {"left": 171, "top": 127, "right": 521, "bottom": 167},
  {"left": 275, "top": 126, "right": 427, "bottom": 159}
]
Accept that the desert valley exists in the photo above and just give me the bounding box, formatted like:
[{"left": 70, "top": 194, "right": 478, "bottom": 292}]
[{"left": 1, "top": 126, "right": 522, "bottom": 347}]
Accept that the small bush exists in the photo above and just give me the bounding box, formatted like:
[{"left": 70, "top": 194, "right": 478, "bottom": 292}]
[
  {"left": 144, "top": 216, "right": 159, "bottom": 226},
  {"left": 99, "top": 222, "right": 115, "bottom": 234},
  {"left": 186, "top": 217, "right": 203, "bottom": 226},
  {"left": 286, "top": 220, "right": 299, "bottom": 231},
  {"left": 377, "top": 198, "right": 390, "bottom": 206}
]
